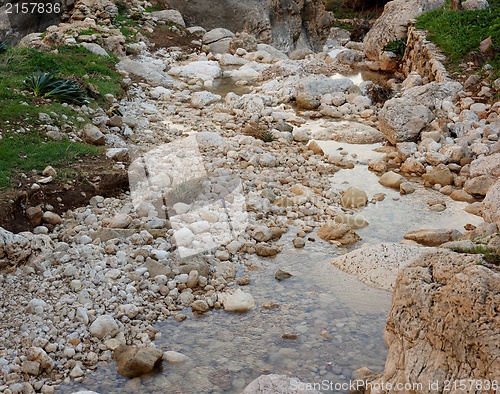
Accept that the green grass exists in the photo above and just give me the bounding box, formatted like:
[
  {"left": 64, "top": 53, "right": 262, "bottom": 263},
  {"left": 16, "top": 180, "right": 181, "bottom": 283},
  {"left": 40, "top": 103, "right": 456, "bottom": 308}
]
[
  {"left": 451, "top": 243, "right": 500, "bottom": 265},
  {"left": 416, "top": 0, "right": 500, "bottom": 79},
  {"left": 78, "top": 29, "right": 102, "bottom": 36},
  {"left": 145, "top": 5, "right": 164, "bottom": 12},
  {"left": 0, "top": 131, "right": 101, "bottom": 189},
  {"left": 0, "top": 45, "right": 123, "bottom": 127}
]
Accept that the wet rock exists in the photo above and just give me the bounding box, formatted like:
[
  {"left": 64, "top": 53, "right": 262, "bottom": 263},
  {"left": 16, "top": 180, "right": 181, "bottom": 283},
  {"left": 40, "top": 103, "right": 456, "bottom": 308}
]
[
  {"left": 378, "top": 98, "right": 434, "bottom": 144},
  {"left": 275, "top": 269, "right": 292, "bottom": 281},
  {"left": 83, "top": 124, "right": 105, "bottom": 145},
  {"left": 163, "top": 351, "right": 189, "bottom": 364},
  {"left": 400, "top": 182, "right": 415, "bottom": 195},
  {"left": 292, "top": 237, "right": 305, "bottom": 248},
  {"left": 378, "top": 171, "right": 405, "bottom": 189},
  {"left": 89, "top": 315, "right": 120, "bottom": 339},
  {"left": 255, "top": 243, "right": 279, "bottom": 257},
  {"left": 252, "top": 226, "right": 272, "bottom": 242},
  {"left": 191, "top": 300, "right": 210, "bottom": 313},
  {"left": 114, "top": 345, "right": 163, "bottom": 378},
  {"left": 317, "top": 221, "right": 361, "bottom": 245},
  {"left": 331, "top": 243, "right": 435, "bottom": 290},
  {"left": 423, "top": 165, "right": 454, "bottom": 186},
  {"left": 334, "top": 213, "right": 368, "bottom": 229},
  {"left": 403, "top": 228, "right": 462, "bottom": 246},
  {"left": 340, "top": 187, "right": 368, "bottom": 208},
  {"left": 220, "top": 289, "right": 255, "bottom": 312}
]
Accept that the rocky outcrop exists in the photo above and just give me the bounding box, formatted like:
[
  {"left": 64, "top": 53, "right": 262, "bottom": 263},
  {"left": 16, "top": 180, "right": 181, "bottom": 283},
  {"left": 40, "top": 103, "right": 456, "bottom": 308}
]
[
  {"left": 482, "top": 179, "right": 500, "bottom": 228},
  {"left": 160, "top": 0, "right": 332, "bottom": 53},
  {"left": 378, "top": 97, "right": 434, "bottom": 144},
  {"left": 363, "top": 0, "right": 446, "bottom": 61},
  {"left": 0, "top": 227, "right": 53, "bottom": 269},
  {"left": 0, "top": 0, "right": 117, "bottom": 43},
  {"left": 331, "top": 243, "right": 437, "bottom": 290},
  {"left": 367, "top": 249, "right": 500, "bottom": 393}
]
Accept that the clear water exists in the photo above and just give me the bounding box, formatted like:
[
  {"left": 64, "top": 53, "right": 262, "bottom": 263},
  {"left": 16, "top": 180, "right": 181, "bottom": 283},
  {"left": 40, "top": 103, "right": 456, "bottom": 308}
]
[
  {"left": 59, "top": 119, "right": 482, "bottom": 394},
  {"left": 60, "top": 232, "right": 391, "bottom": 394}
]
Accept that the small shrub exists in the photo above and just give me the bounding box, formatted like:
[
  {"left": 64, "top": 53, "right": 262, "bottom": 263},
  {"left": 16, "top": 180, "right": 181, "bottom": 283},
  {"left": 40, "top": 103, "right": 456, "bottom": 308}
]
[
  {"left": 383, "top": 38, "right": 407, "bottom": 57},
  {"left": 243, "top": 123, "right": 275, "bottom": 143},
  {"left": 24, "top": 70, "right": 91, "bottom": 105}
]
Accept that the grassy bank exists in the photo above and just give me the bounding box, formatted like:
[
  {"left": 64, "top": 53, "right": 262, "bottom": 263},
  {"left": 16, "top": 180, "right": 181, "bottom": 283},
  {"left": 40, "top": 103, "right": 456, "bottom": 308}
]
[
  {"left": 416, "top": 0, "right": 500, "bottom": 79},
  {"left": 0, "top": 132, "right": 101, "bottom": 189},
  {"left": 0, "top": 43, "right": 125, "bottom": 189}
]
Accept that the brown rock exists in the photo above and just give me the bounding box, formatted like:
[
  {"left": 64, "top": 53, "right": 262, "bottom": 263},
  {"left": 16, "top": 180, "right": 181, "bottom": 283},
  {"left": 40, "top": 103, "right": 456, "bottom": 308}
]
[
  {"left": 464, "top": 175, "right": 496, "bottom": 196},
  {"left": 307, "top": 140, "right": 324, "bottom": 155},
  {"left": 340, "top": 187, "right": 368, "bottom": 208},
  {"left": 296, "top": 92, "right": 320, "bottom": 110},
  {"left": 255, "top": 243, "right": 279, "bottom": 257},
  {"left": 423, "top": 165, "right": 454, "bottom": 186},
  {"left": 317, "top": 221, "right": 361, "bottom": 245},
  {"left": 403, "top": 228, "right": 462, "bottom": 246},
  {"left": 370, "top": 249, "right": 500, "bottom": 391},
  {"left": 449, "top": 189, "right": 475, "bottom": 203},
  {"left": 114, "top": 345, "right": 163, "bottom": 378},
  {"left": 26, "top": 206, "right": 43, "bottom": 226}
]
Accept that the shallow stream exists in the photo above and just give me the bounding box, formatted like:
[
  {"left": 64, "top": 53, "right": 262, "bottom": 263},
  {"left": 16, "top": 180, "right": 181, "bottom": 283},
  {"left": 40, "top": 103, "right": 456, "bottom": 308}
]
[{"left": 59, "top": 73, "right": 483, "bottom": 394}]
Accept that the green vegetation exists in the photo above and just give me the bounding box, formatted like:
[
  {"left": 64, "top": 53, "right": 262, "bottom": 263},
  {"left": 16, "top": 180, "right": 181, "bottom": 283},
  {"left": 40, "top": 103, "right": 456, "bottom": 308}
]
[
  {"left": 0, "top": 45, "right": 123, "bottom": 127},
  {"left": 0, "top": 131, "right": 100, "bottom": 189},
  {"left": 450, "top": 243, "right": 500, "bottom": 265},
  {"left": 0, "top": 42, "right": 8, "bottom": 54},
  {"left": 416, "top": 0, "right": 500, "bottom": 78},
  {"left": 78, "top": 28, "right": 102, "bottom": 36},
  {"left": 144, "top": 4, "right": 164, "bottom": 12},
  {"left": 383, "top": 38, "right": 407, "bottom": 57},
  {"left": 24, "top": 71, "right": 91, "bottom": 105}
]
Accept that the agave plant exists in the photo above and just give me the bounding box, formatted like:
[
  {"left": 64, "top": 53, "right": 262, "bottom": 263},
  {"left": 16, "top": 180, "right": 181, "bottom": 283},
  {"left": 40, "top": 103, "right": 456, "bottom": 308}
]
[
  {"left": 0, "top": 42, "right": 8, "bottom": 54},
  {"left": 24, "top": 71, "right": 61, "bottom": 97},
  {"left": 24, "top": 70, "right": 91, "bottom": 105}
]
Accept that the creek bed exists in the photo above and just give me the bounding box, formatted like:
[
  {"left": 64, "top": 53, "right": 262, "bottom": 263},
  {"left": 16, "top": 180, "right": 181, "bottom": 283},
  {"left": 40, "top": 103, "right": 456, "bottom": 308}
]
[{"left": 59, "top": 232, "right": 391, "bottom": 394}]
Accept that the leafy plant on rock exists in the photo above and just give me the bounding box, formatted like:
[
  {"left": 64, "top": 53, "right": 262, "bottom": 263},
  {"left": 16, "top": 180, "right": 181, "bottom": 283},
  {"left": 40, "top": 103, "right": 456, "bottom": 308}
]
[{"left": 383, "top": 38, "right": 407, "bottom": 58}]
